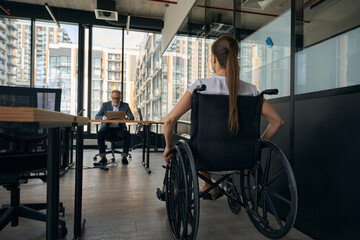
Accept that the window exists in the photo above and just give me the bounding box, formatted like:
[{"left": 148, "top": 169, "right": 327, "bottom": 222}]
[
  {"left": 35, "top": 21, "right": 78, "bottom": 114},
  {"left": 90, "top": 27, "right": 123, "bottom": 133},
  {"left": 0, "top": 17, "right": 31, "bottom": 87}
]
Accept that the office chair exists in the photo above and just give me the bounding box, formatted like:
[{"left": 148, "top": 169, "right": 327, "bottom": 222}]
[
  {"left": 0, "top": 86, "right": 67, "bottom": 237},
  {"left": 93, "top": 125, "right": 132, "bottom": 167}
]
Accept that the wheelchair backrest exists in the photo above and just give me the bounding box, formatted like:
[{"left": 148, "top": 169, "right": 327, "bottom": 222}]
[{"left": 190, "top": 91, "right": 263, "bottom": 171}]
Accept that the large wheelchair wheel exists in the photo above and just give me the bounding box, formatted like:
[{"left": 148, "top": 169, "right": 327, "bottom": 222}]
[
  {"left": 241, "top": 140, "right": 298, "bottom": 239},
  {"left": 165, "top": 140, "right": 200, "bottom": 240}
]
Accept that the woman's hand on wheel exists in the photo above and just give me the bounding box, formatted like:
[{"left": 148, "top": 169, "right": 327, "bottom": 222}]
[{"left": 163, "top": 146, "right": 173, "bottom": 165}]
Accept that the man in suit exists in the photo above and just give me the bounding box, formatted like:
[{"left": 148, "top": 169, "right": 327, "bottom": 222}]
[{"left": 95, "top": 90, "right": 134, "bottom": 165}]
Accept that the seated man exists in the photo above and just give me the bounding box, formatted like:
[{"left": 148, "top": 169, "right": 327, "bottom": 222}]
[{"left": 95, "top": 90, "right": 134, "bottom": 165}]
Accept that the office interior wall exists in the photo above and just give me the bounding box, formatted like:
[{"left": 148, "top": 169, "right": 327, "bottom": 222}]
[{"left": 293, "top": 92, "right": 360, "bottom": 239}]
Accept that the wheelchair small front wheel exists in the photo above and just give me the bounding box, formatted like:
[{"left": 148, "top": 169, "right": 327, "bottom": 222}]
[{"left": 227, "top": 186, "right": 241, "bottom": 215}]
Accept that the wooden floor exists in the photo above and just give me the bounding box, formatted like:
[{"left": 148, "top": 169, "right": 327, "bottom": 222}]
[{"left": 0, "top": 149, "right": 312, "bottom": 240}]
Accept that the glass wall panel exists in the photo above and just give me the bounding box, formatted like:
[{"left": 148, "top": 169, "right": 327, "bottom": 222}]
[
  {"left": 0, "top": 17, "right": 31, "bottom": 87},
  {"left": 240, "top": 10, "right": 291, "bottom": 98},
  {"left": 295, "top": 26, "right": 360, "bottom": 94},
  {"left": 133, "top": 32, "right": 162, "bottom": 122},
  {"left": 34, "top": 21, "right": 78, "bottom": 114},
  {"left": 90, "top": 27, "right": 122, "bottom": 133},
  {"left": 295, "top": 0, "right": 360, "bottom": 94}
]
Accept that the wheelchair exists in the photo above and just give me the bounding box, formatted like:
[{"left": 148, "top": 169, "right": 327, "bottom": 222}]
[{"left": 157, "top": 86, "right": 298, "bottom": 240}]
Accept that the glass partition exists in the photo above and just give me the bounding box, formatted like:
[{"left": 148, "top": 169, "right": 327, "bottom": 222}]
[
  {"left": 295, "top": 0, "right": 360, "bottom": 94},
  {"left": 295, "top": 26, "right": 360, "bottom": 94},
  {"left": 240, "top": 10, "right": 291, "bottom": 98}
]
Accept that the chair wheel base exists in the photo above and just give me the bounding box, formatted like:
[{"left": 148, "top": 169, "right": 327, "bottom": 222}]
[{"left": 59, "top": 226, "right": 68, "bottom": 238}]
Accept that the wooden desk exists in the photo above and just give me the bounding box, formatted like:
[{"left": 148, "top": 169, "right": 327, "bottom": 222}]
[
  {"left": 90, "top": 119, "right": 154, "bottom": 174},
  {"left": 0, "top": 107, "right": 88, "bottom": 240}
]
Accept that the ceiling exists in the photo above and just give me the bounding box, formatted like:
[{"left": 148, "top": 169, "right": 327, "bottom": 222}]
[{"left": 5, "top": 0, "right": 173, "bottom": 20}]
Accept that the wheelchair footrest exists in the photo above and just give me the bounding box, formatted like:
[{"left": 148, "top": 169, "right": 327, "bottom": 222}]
[{"left": 156, "top": 188, "right": 165, "bottom": 201}]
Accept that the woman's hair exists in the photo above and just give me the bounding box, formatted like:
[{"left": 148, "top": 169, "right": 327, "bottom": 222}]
[{"left": 211, "top": 36, "right": 240, "bottom": 133}]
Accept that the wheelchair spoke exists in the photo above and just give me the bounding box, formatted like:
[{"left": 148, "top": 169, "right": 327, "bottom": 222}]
[
  {"left": 262, "top": 150, "right": 272, "bottom": 184},
  {"left": 262, "top": 191, "right": 267, "bottom": 222},
  {"left": 264, "top": 169, "right": 286, "bottom": 187},
  {"left": 267, "top": 189, "right": 292, "bottom": 205},
  {"left": 264, "top": 191, "right": 283, "bottom": 229}
]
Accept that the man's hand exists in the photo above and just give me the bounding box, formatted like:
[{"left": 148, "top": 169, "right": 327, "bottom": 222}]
[{"left": 104, "top": 116, "right": 107, "bottom": 120}]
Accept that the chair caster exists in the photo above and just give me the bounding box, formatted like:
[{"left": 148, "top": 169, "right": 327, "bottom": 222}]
[
  {"left": 93, "top": 156, "right": 97, "bottom": 161},
  {"left": 59, "top": 203, "right": 65, "bottom": 217},
  {"left": 111, "top": 158, "right": 115, "bottom": 162},
  {"left": 59, "top": 226, "right": 68, "bottom": 238},
  {"left": 156, "top": 188, "right": 165, "bottom": 201}
]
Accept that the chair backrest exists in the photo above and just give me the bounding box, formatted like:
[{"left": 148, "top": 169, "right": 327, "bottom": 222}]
[
  {"left": 135, "top": 108, "right": 143, "bottom": 134},
  {"left": 0, "top": 86, "right": 61, "bottom": 111},
  {"left": 189, "top": 91, "right": 263, "bottom": 171},
  {"left": 0, "top": 86, "right": 62, "bottom": 153}
]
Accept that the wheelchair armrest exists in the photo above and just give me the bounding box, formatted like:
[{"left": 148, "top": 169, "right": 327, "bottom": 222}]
[{"left": 260, "top": 89, "right": 278, "bottom": 97}]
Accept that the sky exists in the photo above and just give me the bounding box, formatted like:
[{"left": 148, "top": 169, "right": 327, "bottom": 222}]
[{"left": 64, "top": 24, "right": 146, "bottom": 49}]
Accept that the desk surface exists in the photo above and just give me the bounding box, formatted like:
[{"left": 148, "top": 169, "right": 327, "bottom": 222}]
[
  {"left": 89, "top": 119, "right": 154, "bottom": 124},
  {"left": 0, "top": 106, "right": 89, "bottom": 124},
  {"left": 0, "top": 106, "right": 74, "bottom": 122},
  {"left": 75, "top": 116, "right": 89, "bottom": 125}
]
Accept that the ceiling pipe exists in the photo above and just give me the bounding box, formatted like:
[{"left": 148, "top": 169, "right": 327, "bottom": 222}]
[
  {"left": 197, "top": 5, "right": 279, "bottom": 18},
  {"left": 196, "top": 4, "right": 311, "bottom": 23},
  {"left": 45, "top": 3, "right": 61, "bottom": 28},
  {"left": 148, "top": 0, "right": 177, "bottom": 4},
  {"left": 0, "top": 5, "right": 10, "bottom": 15}
]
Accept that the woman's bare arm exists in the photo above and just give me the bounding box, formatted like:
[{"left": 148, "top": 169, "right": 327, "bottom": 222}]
[
  {"left": 260, "top": 100, "right": 284, "bottom": 140},
  {"left": 163, "top": 91, "right": 192, "bottom": 163}
]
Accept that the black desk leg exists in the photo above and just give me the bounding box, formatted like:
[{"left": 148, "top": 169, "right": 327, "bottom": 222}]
[
  {"left": 62, "top": 127, "right": 70, "bottom": 171},
  {"left": 154, "top": 124, "right": 158, "bottom": 152},
  {"left": 142, "top": 125, "right": 145, "bottom": 167},
  {"left": 74, "top": 125, "right": 86, "bottom": 240},
  {"left": 47, "top": 128, "right": 60, "bottom": 240}
]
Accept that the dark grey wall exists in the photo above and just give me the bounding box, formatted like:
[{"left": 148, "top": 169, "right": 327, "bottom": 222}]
[{"left": 293, "top": 92, "right": 360, "bottom": 239}]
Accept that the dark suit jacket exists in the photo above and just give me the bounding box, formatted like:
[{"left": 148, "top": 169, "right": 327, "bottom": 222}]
[{"left": 95, "top": 101, "right": 134, "bottom": 130}]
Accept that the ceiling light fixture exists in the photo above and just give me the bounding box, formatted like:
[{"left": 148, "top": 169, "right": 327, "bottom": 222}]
[{"left": 45, "top": 3, "right": 61, "bottom": 28}]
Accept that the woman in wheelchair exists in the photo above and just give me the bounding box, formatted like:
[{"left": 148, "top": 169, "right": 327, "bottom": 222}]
[{"left": 163, "top": 36, "right": 284, "bottom": 200}]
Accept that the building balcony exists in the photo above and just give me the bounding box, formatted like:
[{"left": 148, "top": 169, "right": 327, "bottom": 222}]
[
  {"left": 0, "top": 63, "right": 5, "bottom": 71},
  {"left": 59, "top": 62, "right": 71, "bottom": 67},
  {"left": 8, "top": 31, "right": 17, "bottom": 39},
  {"left": 0, "top": 42, "right": 5, "bottom": 51},
  {"left": 0, "top": 32, "right": 5, "bottom": 40},
  {"left": 7, "top": 60, "right": 16, "bottom": 67},
  {"left": 7, "top": 20, "right": 17, "bottom": 30},
  {"left": 6, "top": 41, "right": 16, "bottom": 49},
  {"left": 0, "top": 52, "right": 5, "bottom": 61},
  {"left": 7, "top": 50, "right": 16, "bottom": 58},
  {"left": 0, "top": 21, "right": 6, "bottom": 31},
  {"left": 7, "top": 69, "right": 17, "bottom": 75}
]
